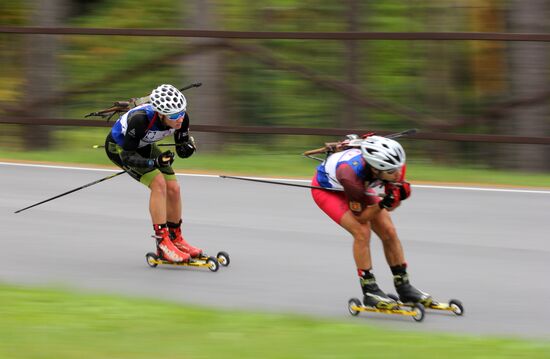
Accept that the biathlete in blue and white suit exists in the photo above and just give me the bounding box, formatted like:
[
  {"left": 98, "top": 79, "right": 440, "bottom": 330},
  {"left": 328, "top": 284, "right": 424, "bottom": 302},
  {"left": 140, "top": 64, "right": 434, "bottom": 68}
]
[
  {"left": 105, "top": 84, "right": 201, "bottom": 263},
  {"left": 311, "top": 135, "right": 432, "bottom": 309}
]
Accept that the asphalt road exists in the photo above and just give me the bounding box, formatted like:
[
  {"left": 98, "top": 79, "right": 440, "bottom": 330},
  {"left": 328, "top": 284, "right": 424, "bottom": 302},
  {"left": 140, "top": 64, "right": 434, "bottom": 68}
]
[{"left": 1, "top": 162, "right": 549, "bottom": 339}]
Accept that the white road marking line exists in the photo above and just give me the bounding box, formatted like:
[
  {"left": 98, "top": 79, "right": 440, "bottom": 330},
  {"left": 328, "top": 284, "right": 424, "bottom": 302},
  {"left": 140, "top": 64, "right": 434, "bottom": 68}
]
[{"left": 1, "top": 161, "right": 549, "bottom": 194}]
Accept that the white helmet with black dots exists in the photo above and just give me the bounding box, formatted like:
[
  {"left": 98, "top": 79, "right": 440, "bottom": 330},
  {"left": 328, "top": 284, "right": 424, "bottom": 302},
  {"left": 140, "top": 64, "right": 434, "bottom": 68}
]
[{"left": 150, "top": 84, "right": 187, "bottom": 115}]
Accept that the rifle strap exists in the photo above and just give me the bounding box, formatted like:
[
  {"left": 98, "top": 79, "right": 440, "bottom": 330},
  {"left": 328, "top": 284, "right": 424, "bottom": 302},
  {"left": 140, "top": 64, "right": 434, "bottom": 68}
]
[{"left": 146, "top": 112, "right": 158, "bottom": 131}]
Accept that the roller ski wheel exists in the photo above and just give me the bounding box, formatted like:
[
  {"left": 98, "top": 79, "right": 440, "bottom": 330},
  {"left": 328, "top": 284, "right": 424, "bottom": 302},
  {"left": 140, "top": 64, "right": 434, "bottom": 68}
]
[
  {"left": 448, "top": 299, "right": 464, "bottom": 316},
  {"left": 216, "top": 251, "right": 230, "bottom": 267},
  {"left": 347, "top": 297, "right": 425, "bottom": 323},
  {"left": 411, "top": 303, "right": 425, "bottom": 322},
  {"left": 146, "top": 252, "right": 159, "bottom": 268},
  {"left": 206, "top": 256, "right": 220, "bottom": 272},
  {"left": 196, "top": 251, "right": 230, "bottom": 267},
  {"left": 348, "top": 298, "right": 362, "bottom": 317},
  {"left": 145, "top": 252, "right": 220, "bottom": 272}
]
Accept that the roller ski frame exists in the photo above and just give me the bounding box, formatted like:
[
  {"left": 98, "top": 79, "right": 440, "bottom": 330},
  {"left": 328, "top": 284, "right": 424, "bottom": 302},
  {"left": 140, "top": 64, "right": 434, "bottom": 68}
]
[
  {"left": 387, "top": 294, "right": 464, "bottom": 316},
  {"left": 145, "top": 251, "right": 230, "bottom": 272},
  {"left": 347, "top": 297, "right": 426, "bottom": 322}
]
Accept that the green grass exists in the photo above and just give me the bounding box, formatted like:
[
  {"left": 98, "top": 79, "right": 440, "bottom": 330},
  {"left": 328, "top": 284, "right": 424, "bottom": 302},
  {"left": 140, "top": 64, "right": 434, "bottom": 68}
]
[
  {"left": 405, "top": 164, "right": 550, "bottom": 188},
  {"left": 1, "top": 284, "right": 549, "bottom": 359},
  {"left": 1, "top": 127, "right": 549, "bottom": 187}
]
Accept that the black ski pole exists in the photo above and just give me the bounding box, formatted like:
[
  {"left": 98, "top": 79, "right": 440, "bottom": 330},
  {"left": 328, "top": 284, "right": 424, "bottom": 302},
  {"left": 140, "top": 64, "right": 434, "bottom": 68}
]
[
  {"left": 14, "top": 170, "right": 126, "bottom": 214},
  {"left": 179, "top": 82, "right": 202, "bottom": 92},
  {"left": 385, "top": 128, "right": 417, "bottom": 139},
  {"left": 219, "top": 175, "right": 379, "bottom": 196},
  {"left": 92, "top": 143, "right": 184, "bottom": 149}
]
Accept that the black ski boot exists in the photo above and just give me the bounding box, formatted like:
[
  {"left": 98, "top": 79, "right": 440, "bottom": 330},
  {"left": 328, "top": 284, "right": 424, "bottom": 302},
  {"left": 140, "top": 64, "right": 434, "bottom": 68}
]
[
  {"left": 394, "top": 273, "right": 432, "bottom": 306},
  {"left": 360, "top": 272, "right": 398, "bottom": 310}
]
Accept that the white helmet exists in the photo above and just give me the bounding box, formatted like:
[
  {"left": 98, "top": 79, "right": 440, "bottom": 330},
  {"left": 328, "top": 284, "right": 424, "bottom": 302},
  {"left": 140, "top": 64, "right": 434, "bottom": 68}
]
[
  {"left": 150, "top": 84, "right": 187, "bottom": 115},
  {"left": 360, "top": 135, "right": 406, "bottom": 170}
]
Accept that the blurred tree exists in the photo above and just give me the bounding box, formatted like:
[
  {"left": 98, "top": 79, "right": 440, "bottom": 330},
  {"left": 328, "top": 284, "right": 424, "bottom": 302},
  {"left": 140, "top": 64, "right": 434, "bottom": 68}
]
[
  {"left": 22, "top": 0, "right": 69, "bottom": 150},
  {"left": 418, "top": 0, "right": 463, "bottom": 164},
  {"left": 3, "top": 0, "right": 547, "bottom": 171},
  {"left": 184, "top": 0, "right": 224, "bottom": 151},
  {"left": 468, "top": 0, "right": 507, "bottom": 97},
  {"left": 505, "top": 0, "right": 549, "bottom": 171},
  {"left": 343, "top": 0, "right": 360, "bottom": 129},
  {"left": 467, "top": 0, "right": 508, "bottom": 168},
  {"left": 69, "top": 0, "right": 104, "bottom": 17},
  {"left": 0, "top": 2, "right": 26, "bottom": 103}
]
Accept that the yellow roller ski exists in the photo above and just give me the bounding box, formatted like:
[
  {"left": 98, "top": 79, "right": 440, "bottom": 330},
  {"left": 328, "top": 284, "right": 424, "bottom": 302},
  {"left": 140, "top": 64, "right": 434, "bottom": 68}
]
[
  {"left": 386, "top": 294, "right": 464, "bottom": 316},
  {"left": 426, "top": 300, "right": 464, "bottom": 315},
  {"left": 347, "top": 298, "right": 426, "bottom": 322},
  {"left": 145, "top": 251, "right": 230, "bottom": 272}
]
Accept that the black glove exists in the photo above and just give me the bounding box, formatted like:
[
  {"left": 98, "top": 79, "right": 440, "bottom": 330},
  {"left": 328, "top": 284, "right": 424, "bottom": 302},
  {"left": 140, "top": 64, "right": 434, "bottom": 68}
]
[
  {"left": 154, "top": 150, "right": 175, "bottom": 168},
  {"left": 176, "top": 138, "right": 196, "bottom": 158}
]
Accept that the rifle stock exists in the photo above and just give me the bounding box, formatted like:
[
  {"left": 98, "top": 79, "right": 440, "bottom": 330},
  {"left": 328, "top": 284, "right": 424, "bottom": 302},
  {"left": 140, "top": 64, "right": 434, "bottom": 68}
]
[
  {"left": 85, "top": 82, "right": 202, "bottom": 119},
  {"left": 302, "top": 129, "right": 417, "bottom": 157}
]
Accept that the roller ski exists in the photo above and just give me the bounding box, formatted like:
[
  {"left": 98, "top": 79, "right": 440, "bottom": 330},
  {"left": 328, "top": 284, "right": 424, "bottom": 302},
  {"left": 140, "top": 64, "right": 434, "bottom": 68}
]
[
  {"left": 145, "top": 250, "right": 229, "bottom": 272},
  {"left": 145, "top": 227, "right": 229, "bottom": 272},
  {"left": 170, "top": 222, "right": 231, "bottom": 268},
  {"left": 348, "top": 275, "right": 425, "bottom": 322},
  {"left": 390, "top": 273, "right": 464, "bottom": 316},
  {"left": 347, "top": 297, "right": 425, "bottom": 322},
  {"left": 387, "top": 292, "right": 464, "bottom": 317}
]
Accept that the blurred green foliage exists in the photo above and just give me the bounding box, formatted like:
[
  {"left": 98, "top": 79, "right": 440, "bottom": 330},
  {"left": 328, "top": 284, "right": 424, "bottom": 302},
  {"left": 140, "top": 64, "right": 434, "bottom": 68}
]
[
  {"left": 0, "top": 1, "right": 548, "bottom": 173},
  {"left": 0, "top": 0, "right": 480, "bottom": 127}
]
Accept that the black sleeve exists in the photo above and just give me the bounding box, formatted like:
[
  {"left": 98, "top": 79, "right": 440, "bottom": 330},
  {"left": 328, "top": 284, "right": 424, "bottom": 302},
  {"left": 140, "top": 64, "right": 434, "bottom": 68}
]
[
  {"left": 174, "top": 112, "right": 191, "bottom": 143},
  {"left": 119, "top": 112, "right": 155, "bottom": 168},
  {"left": 174, "top": 113, "right": 195, "bottom": 158}
]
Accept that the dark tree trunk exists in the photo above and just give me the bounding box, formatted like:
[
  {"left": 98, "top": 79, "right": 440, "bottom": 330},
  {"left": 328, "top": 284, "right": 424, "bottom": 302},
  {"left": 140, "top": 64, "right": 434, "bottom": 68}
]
[
  {"left": 421, "top": 1, "right": 460, "bottom": 165},
  {"left": 22, "top": 0, "right": 67, "bottom": 150},
  {"left": 183, "top": 0, "right": 224, "bottom": 152},
  {"left": 505, "top": 0, "right": 550, "bottom": 172},
  {"left": 344, "top": 0, "right": 360, "bottom": 129}
]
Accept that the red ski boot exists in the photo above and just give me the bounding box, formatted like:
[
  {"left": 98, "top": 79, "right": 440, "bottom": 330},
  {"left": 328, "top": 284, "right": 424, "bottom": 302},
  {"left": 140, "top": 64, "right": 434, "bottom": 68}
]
[
  {"left": 154, "top": 226, "right": 190, "bottom": 263},
  {"left": 168, "top": 221, "right": 203, "bottom": 258}
]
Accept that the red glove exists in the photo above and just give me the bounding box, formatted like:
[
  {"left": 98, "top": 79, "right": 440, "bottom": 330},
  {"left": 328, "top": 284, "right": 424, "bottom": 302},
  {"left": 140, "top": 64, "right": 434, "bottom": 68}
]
[
  {"left": 379, "top": 184, "right": 401, "bottom": 210},
  {"left": 397, "top": 181, "right": 411, "bottom": 200}
]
